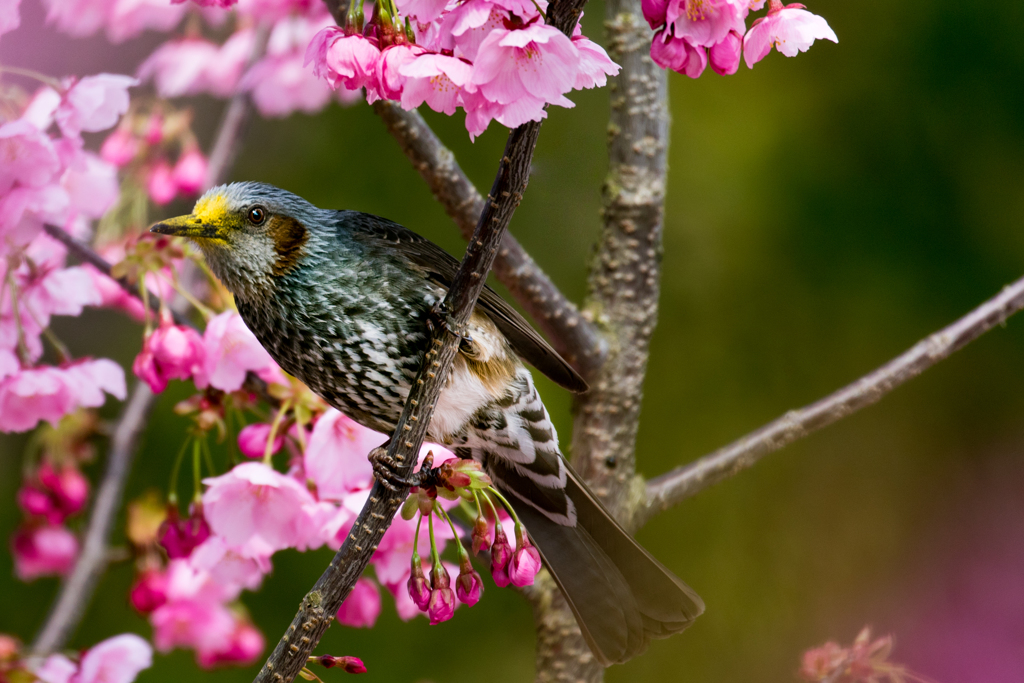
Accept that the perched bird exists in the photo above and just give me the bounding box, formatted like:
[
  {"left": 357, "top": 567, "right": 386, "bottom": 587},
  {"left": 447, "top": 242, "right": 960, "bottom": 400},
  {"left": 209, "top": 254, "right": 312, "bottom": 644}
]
[{"left": 152, "top": 182, "right": 703, "bottom": 665}]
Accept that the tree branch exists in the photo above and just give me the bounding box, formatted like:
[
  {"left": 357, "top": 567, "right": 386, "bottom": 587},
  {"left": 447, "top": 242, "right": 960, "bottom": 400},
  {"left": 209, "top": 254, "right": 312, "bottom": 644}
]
[
  {"left": 30, "top": 34, "right": 268, "bottom": 653},
  {"left": 371, "top": 93, "right": 605, "bottom": 378},
  {"left": 527, "top": 2, "right": 670, "bottom": 680},
  {"left": 253, "top": 5, "right": 588, "bottom": 683},
  {"left": 32, "top": 384, "right": 155, "bottom": 655},
  {"left": 640, "top": 274, "right": 1024, "bottom": 524}
]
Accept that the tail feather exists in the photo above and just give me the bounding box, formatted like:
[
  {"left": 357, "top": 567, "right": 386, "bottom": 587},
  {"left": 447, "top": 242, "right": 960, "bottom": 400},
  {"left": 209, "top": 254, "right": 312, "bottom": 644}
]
[{"left": 502, "top": 467, "right": 704, "bottom": 666}]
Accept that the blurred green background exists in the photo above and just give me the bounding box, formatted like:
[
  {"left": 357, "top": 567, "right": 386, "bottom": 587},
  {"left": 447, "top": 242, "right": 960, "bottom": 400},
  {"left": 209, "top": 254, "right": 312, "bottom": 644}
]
[{"left": 3, "top": 0, "right": 1024, "bottom": 681}]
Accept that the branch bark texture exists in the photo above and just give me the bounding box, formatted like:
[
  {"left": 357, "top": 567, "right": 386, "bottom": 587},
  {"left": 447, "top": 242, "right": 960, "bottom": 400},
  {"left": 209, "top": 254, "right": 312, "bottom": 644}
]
[
  {"left": 529, "top": 2, "right": 671, "bottom": 681},
  {"left": 641, "top": 274, "right": 1024, "bottom": 522}
]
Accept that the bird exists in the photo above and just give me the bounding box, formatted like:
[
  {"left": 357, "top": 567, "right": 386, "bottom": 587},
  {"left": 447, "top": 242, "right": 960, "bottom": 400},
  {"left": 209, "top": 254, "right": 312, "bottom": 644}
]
[{"left": 151, "top": 181, "right": 703, "bottom": 666}]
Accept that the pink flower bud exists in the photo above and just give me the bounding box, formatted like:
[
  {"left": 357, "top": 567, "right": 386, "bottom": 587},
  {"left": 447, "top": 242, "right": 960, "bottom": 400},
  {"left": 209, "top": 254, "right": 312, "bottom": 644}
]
[
  {"left": 157, "top": 503, "right": 210, "bottom": 559},
  {"left": 237, "top": 423, "right": 284, "bottom": 459},
  {"left": 318, "top": 655, "right": 367, "bottom": 674},
  {"left": 336, "top": 578, "right": 381, "bottom": 628},
  {"left": 129, "top": 569, "right": 168, "bottom": 614},
  {"left": 471, "top": 514, "right": 491, "bottom": 555},
  {"left": 38, "top": 463, "right": 89, "bottom": 519},
  {"left": 709, "top": 30, "right": 742, "bottom": 76},
  {"left": 100, "top": 127, "right": 139, "bottom": 167},
  {"left": 146, "top": 159, "right": 177, "bottom": 205},
  {"left": 490, "top": 526, "right": 512, "bottom": 587},
  {"left": 16, "top": 484, "right": 59, "bottom": 522},
  {"left": 144, "top": 113, "right": 163, "bottom": 145},
  {"left": 133, "top": 324, "right": 205, "bottom": 393},
  {"left": 426, "top": 572, "right": 455, "bottom": 625},
  {"left": 455, "top": 558, "right": 483, "bottom": 607},
  {"left": 509, "top": 526, "right": 542, "bottom": 587},
  {"left": 11, "top": 523, "right": 78, "bottom": 580},
  {"left": 171, "top": 146, "right": 207, "bottom": 196},
  {"left": 407, "top": 556, "right": 431, "bottom": 611}
]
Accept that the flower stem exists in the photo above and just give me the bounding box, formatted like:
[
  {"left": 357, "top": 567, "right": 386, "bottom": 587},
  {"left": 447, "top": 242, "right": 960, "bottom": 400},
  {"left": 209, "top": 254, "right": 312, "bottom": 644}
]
[
  {"left": 167, "top": 436, "right": 191, "bottom": 506},
  {"left": 486, "top": 486, "right": 521, "bottom": 527},
  {"left": 435, "top": 502, "right": 467, "bottom": 561},
  {"left": 428, "top": 508, "right": 440, "bottom": 568},
  {"left": 263, "top": 399, "right": 291, "bottom": 464},
  {"left": 191, "top": 437, "right": 203, "bottom": 502},
  {"left": 0, "top": 65, "right": 64, "bottom": 90}
]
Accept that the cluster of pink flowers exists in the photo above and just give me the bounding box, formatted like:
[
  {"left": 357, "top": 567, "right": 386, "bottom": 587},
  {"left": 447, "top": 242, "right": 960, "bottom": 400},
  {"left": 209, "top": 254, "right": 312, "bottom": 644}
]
[
  {"left": 800, "top": 627, "right": 929, "bottom": 683},
  {"left": 30, "top": 633, "right": 153, "bottom": 683},
  {"left": 642, "top": 0, "right": 836, "bottom": 77},
  {"left": 307, "top": 0, "right": 619, "bottom": 138},
  {"left": 1, "top": 72, "right": 138, "bottom": 434}
]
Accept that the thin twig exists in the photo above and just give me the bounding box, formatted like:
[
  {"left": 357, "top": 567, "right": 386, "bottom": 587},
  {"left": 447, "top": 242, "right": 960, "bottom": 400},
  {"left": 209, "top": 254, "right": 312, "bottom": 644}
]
[
  {"left": 30, "top": 33, "right": 270, "bottom": 653},
  {"left": 640, "top": 275, "right": 1024, "bottom": 524},
  {"left": 32, "top": 384, "right": 155, "bottom": 655},
  {"left": 252, "top": 4, "right": 588, "bottom": 682},
  {"left": 371, "top": 101, "right": 606, "bottom": 378}
]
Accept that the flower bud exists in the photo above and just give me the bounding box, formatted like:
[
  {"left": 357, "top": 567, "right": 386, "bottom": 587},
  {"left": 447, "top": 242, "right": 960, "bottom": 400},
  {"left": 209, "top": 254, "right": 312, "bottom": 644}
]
[
  {"left": 129, "top": 569, "right": 168, "bottom": 614},
  {"left": 455, "top": 556, "right": 483, "bottom": 607},
  {"left": 407, "top": 555, "right": 431, "bottom": 611},
  {"left": 490, "top": 525, "right": 512, "bottom": 587},
  {"left": 427, "top": 562, "right": 455, "bottom": 624},
  {"left": 172, "top": 146, "right": 208, "bottom": 196},
  {"left": 157, "top": 503, "right": 210, "bottom": 559},
  {"left": 509, "top": 523, "right": 542, "bottom": 587},
  {"left": 237, "top": 423, "right": 284, "bottom": 459},
  {"left": 316, "top": 655, "right": 367, "bottom": 674},
  {"left": 38, "top": 462, "right": 89, "bottom": 518},
  {"left": 470, "top": 513, "right": 491, "bottom": 555}
]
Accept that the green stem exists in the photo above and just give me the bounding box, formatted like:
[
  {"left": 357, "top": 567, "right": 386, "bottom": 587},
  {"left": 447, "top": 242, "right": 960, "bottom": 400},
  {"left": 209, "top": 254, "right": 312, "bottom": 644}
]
[
  {"left": 435, "top": 503, "right": 467, "bottom": 561},
  {"left": 481, "top": 489, "right": 503, "bottom": 533},
  {"left": 428, "top": 509, "right": 440, "bottom": 568},
  {"left": 167, "top": 436, "right": 191, "bottom": 506},
  {"left": 192, "top": 438, "right": 202, "bottom": 503},
  {"left": 413, "top": 512, "right": 422, "bottom": 559},
  {"left": 486, "top": 486, "right": 521, "bottom": 527},
  {"left": 201, "top": 433, "right": 217, "bottom": 480},
  {"left": 263, "top": 399, "right": 291, "bottom": 464}
]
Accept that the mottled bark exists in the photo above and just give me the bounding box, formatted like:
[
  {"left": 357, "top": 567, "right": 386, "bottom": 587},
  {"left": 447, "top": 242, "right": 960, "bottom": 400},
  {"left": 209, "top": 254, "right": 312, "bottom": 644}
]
[{"left": 527, "top": 0, "right": 670, "bottom": 680}]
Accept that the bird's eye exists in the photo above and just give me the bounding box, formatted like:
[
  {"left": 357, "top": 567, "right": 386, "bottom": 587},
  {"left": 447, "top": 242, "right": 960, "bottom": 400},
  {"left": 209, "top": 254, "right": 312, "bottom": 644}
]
[{"left": 248, "top": 206, "right": 267, "bottom": 225}]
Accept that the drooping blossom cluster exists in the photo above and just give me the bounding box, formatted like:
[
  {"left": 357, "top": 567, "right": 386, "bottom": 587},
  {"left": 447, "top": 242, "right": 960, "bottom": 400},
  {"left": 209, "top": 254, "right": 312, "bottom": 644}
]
[
  {"left": 306, "top": 0, "right": 620, "bottom": 138},
  {"left": 641, "top": 0, "right": 836, "bottom": 77},
  {"left": 800, "top": 627, "right": 932, "bottom": 683}
]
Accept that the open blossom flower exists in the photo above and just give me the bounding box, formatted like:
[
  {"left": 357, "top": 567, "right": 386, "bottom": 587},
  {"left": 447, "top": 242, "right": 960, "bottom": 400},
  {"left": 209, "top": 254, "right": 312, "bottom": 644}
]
[
  {"left": 667, "top": 0, "right": 747, "bottom": 48},
  {"left": 195, "top": 619, "right": 264, "bottom": 669},
  {"left": 34, "top": 634, "right": 152, "bottom": 683},
  {"left": 137, "top": 39, "right": 224, "bottom": 98},
  {"left": 41, "top": 0, "right": 186, "bottom": 43},
  {"left": 0, "top": 360, "right": 126, "bottom": 433},
  {"left": 743, "top": 2, "right": 837, "bottom": 68},
  {"left": 471, "top": 24, "right": 579, "bottom": 109},
  {"left": 650, "top": 27, "right": 707, "bottom": 78},
  {"left": 11, "top": 523, "right": 78, "bottom": 580},
  {"left": 202, "top": 462, "right": 323, "bottom": 556},
  {"left": 195, "top": 311, "right": 285, "bottom": 392},
  {"left": 55, "top": 74, "right": 137, "bottom": 138},
  {"left": 151, "top": 596, "right": 237, "bottom": 656},
  {"left": 304, "top": 409, "right": 386, "bottom": 498},
  {"left": 133, "top": 323, "right": 205, "bottom": 393},
  {"left": 306, "top": 27, "right": 381, "bottom": 92},
  {"left": 571, "top": 33, "right": 620, "bottom": 89},
  {"left": 188, "top": 535, "right": 272, "bottom": 590},
  {"left": 399, "top": 52, "right": 474, "bottom": 116},
  {"left": 337, "top": 577, "right": 381, "bottom": 628},
  {"left": 1, "top": 0, "right": 20, "bottom": 39}
]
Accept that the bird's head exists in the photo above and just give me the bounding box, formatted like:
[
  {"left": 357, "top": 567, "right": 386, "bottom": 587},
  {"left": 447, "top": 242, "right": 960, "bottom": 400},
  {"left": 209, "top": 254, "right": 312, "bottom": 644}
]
[{"left": 150, "top": 182, "right": 323, "bottom": 301}]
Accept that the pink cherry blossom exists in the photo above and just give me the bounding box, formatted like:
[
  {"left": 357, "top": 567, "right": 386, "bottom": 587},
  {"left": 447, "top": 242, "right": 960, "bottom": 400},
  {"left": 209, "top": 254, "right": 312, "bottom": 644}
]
[
  {"left": 189, "top": 535, "right": 272, "bottom": 591},
  {"left": 571, "top": 35, "right": 620, "bottom": 89},
  {"left": 508, "top": 536, "right": 542, "bottom": 587},
  {"left": 99, "top": 128, "right": 139, "bottom": 166},
  {"left": 399, "top": 53, "right": 474, "bottom": 116},
  {"left": 471, "top": 24, "right": 579, "bottom": 107},
  {"left": 195, "top": 311, "right": 285, "bottom": 392},
  {"left": 667, "top": 0, "right": 747, "bottom": 49},
  {"left": 0, "top": 361, "right": 126, "bottom": 433},
  {"left": 237, "top": 422, "right": 285, "bottom": 459},
  {"left": 375, "top": 44, "right": 422, "bottom": 101},
  {"left": 304, "top": 409, "right": 386, "bottom": 499},
  {"left": 743, "top": 2, "right": 837, "bottom": 68},
  {"left": 35, "top": 653, "right": 78, "bottom": 683},
  {"left": 158, "top": 504, "right": 211, "bottom": 559},
  {"left": 202, "top": 462, "right": 323, "bottom": 556},
  {"left": 427, "top": 563, "right": 455, "bottom": 624},
  {"left": 337, "top": 577, "right": 381, "bottom": 628},
  {"left": 242, "top": 53, "right": 334, "bottom": 117},
  {"left": 0, "top": 0, "right": 20, "bottom": 39},
  {"left": 138, "top": 39, "right": 222, "bottom": 98},
  {"left": 133, "top": 323, "right": 205, "bottom": 393},
  {"left": 76, "top": 634, "right": 153, "bottom": 683},
  {"left": 709, "top": 28, "right": 742, "bottom": 74},
  {"left": 17, "top": 483, "right": 60, "bottom": 522},
  {"left": 150, "top": 597, "right": 237, "bottom": 655},
  {"left": 397, "top": 0, "right": 449, "bottom": 23},
  {"left": 11, "top": 523, "right": 78, "bottom": 580},
  {"left": 642, "top": 0, "right": 668, "bottom": 28},
  {"left": 455, "top": 561, "right": 483, "bottom": 606},
  {"left": 650, "top": 28, "right": 707, "bottom": 78},
  {"left": 41, "top": 0, "right": 185, "bottom": 42},
  {"left": 61, "top": 148, "right": 120, "bottom": 220},
  {"left": 306, "top": 27, "right": 381, "bottom": 92},
  {"left": 172, "top": 147, "right": 208, "bottom": 195},
  {"left": 55, "top": 74, "right": 137, "bottom": 138},
  {"left": 129, "top": 569, "right": 169, "bottom": 614},
  {"left": 194, "top": 618, "right": 264, "bottom": 669},
  {"left": 37, "top": 461, "right": 89, "bottom": 518},
  {"left": 489, "top": 525, "right": 512, "bottom": 586},
  {"left": 146, "top": 160, "right": 177, "bottom": 205},
  {"left": 0, "top": 120, "right": 61, "bottom": 194}
]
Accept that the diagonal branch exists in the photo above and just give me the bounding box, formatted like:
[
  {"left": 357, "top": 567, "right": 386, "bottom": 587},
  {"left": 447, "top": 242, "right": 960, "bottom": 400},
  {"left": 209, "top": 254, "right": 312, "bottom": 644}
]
[
  {"left": 253, "top": 4, "right": 589, "bottom": 683},
  {"left": 640, "top": 274, "right": 1024, "bottom": 525},
  {"left": 371, "top": 100, "right": 605, "bottom": 378},
  {"left": 31, "top": 32, "right": 268, "bottom": 654}
]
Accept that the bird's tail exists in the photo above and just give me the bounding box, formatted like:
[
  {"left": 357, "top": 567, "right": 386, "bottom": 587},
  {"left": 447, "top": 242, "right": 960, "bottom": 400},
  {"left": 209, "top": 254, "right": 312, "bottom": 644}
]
[
  {"left": 507, "top": 467, "right": 705, "bottom": 666},
  {"left": 457, "top": 367, "right": 703, "bottom": 665}
]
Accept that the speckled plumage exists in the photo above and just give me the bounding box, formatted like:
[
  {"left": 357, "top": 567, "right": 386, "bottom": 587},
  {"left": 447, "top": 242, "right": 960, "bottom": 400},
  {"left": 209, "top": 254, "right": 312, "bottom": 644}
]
[{"left": 152, "top": 182, "right": 703, "bottom": 666}]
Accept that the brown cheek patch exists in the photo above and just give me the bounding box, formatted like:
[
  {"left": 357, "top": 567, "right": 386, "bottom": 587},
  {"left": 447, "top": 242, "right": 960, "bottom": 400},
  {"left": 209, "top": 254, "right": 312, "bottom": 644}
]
[{"left": 268, "top": 215, "right": 308, "bottom": 276}]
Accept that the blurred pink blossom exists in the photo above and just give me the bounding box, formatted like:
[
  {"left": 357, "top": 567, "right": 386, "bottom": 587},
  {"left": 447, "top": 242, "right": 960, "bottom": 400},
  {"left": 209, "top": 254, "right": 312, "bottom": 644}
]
[
  {"left": 55, "top": 74, "right": 137, "bottom": 137},
  {"left": 743, "top": 1, "right": 837, "bottom": 68},
  {"left": 146, "top": 160, "right": 177, "bottom": 205},
  {"left": 76, "top": 634, "right": 153, "bottom": 683},
  {"left": 0, "top": 361, "right": 126, "bottom": 433},
  {"left": 304, "top": 409, "right": 386, "bottom": 499},
  {"left": 171, "top": 146, "right": 208, "bottom": 195},
  {"left": 0, "top": 0, "right": 20, "bottom": 39},
  {"left": 189, "top": 535, "right": 272, "bottom": 590},
  {"left": 238, "top": 422, "right": 285, "bottom": 459},
  {"left": 133, "top": 323, "right": 205, "bottom": 393},
  {"left": 11, "top": 523, "right": 78, "bottom": 580},
  {"left": 195, "top": 311, "right": 286, "bottom": 392},
  {"left": 336, "top": 577, "right": 381, "bottom": 628},
  {"left": 194, "top": 619, "right": 264, "bottom": 669},
  {"left": 129, "top": 569, "right": 169, "bottom": 614}
]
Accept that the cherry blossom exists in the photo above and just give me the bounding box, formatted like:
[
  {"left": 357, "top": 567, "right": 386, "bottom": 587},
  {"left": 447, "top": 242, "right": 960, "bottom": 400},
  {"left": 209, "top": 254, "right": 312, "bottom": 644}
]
[
  {"left": 306, "top": 28, "right": 381, "bottom": 93},
  {"left": 55, "top": 74, "right": 137, "bottom": 138},
  {"left": 41, "top": 0, "right": 186, "bottom": 43},
  {"left": 195, "top": 311, "right": 286, "bottom": 392},
  {"left": 34, "top": 634, "right": 152, "bottom": 683},
  {"left": 10, "top": 523, "right": 78, "bottom": 580},
  {"left": 172, "top": 146, "right": 208, "bottom": 195},
  {"left": 238, "top": 422, "right": 286, "bottom": 459},
  {"left": 743, "top": 2, "right": 837, "bottom": 67},
  {"left": 0, "top": 361, "right": 126, "bottom": 433},
  {"left": 129, "top": 569, "right": 170, "bottom": 614},
  {"left": 133, "top": 323, "right": 206, "bottom": 393},
  {"left": 336, "top": 577, "right": 382, "bottom": 628},
  {"left": 0, "top": 0, "right": 20, "bottom": 40},
  {"left": 304, "top": 409, "right": 386, "bottom": 499}
]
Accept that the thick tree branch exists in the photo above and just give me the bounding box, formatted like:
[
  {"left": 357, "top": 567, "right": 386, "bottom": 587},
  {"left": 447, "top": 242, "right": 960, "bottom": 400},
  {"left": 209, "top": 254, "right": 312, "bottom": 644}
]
[
  {"left": 528, "top": 2, "right": 670, "bottom": 681},
  {"left": 30, "top": 35, "right": 267, "bottom": 653},
  {"left": 371, "top": 101, "right": 606, "bottom": 378},
  {"left": 254, "top": 5, "right": 588, "bottom": 683},
  {"left": 640, "top": 274, "right": 1024, "bottom": 523},
  {"left": 32, "top": 384, "right": 155, "bottom": 655}
]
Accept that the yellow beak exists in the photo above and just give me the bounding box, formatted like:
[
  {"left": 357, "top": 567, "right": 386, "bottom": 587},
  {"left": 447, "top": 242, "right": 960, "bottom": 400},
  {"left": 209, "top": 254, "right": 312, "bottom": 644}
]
[{"left": 149, "top": 214, "right": 224, "bottom": 241}]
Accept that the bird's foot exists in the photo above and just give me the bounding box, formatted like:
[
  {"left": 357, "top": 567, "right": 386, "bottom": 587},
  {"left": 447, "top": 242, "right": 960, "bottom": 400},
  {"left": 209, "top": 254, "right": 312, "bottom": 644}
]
[
  {"left": 425, "top": 301, "right": 462, "bottom": 340},
  {"left": 369, "top": 448, "right": 441, "bottom": 492}
]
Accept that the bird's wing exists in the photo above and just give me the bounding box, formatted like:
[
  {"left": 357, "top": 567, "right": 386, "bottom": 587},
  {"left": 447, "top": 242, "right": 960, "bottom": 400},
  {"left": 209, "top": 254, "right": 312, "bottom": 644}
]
[{"left": 343, "top": 212, "right": 588, "bottom": 393}]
